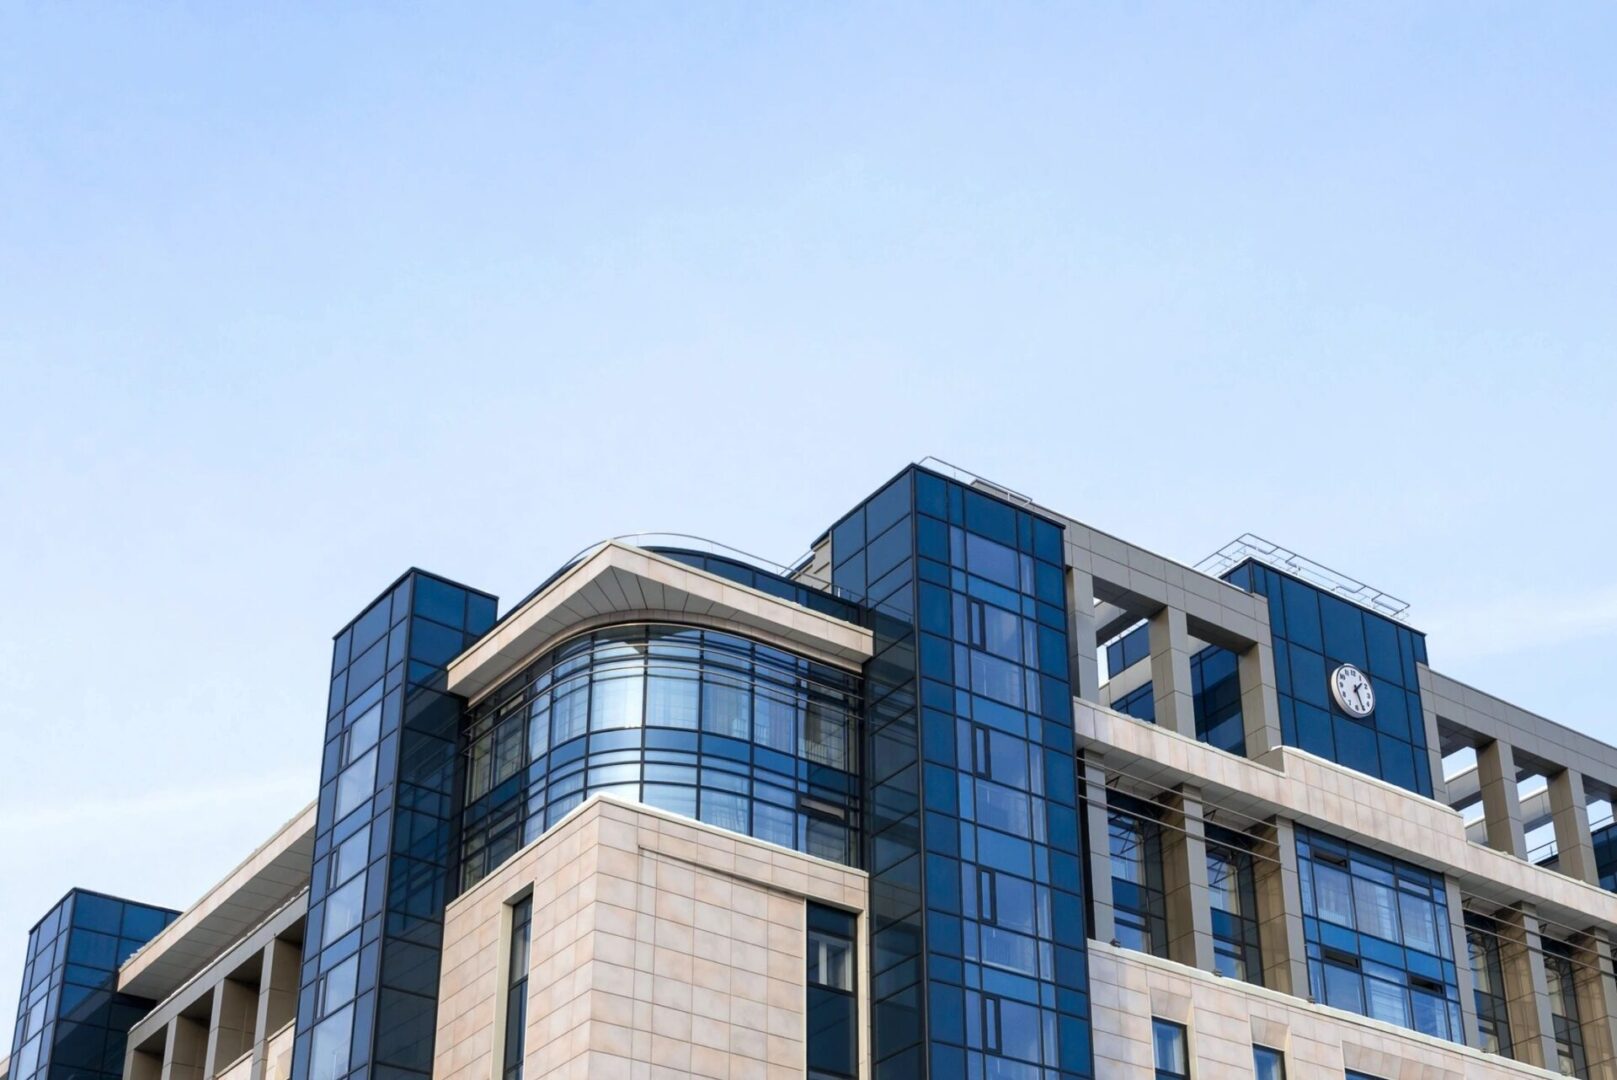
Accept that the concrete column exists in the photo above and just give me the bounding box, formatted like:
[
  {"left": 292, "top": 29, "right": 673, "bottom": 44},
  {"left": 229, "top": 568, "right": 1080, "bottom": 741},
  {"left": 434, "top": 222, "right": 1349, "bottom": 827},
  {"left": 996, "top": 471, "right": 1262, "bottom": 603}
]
[
  {"left": 1497, "top": 905, "right": 1560, "bottom": 1071},
  {"left": 1251, "top": 818, "right": 1308, "bottom": 997},
  {"left": 1418, "top": 691, "right": 1448, "bottom": 805},
  {"left": 1573, "top": 931, "right": 1617, "bottom": 1080},
  {"left": 162, "top": 1017, "right": 208, "bottom": 1080},
  {"left": 1550, "top": 769, "right": 1599, "bottom": 885},
  {"left": 1065, "top": 566, "right": 1100, "bottom": 703},
  {"left": 1147, "top": 606, "right": 1195, "bottom": 738},
  {"left": 251, "top": 938, "right": 301, "bottom": 1080},
  {"left": 1081, "top": 756, "right": 1115, "bottom": 945},
  {"left": 129, "top": 1049, "right": 162, "bottom": 1080},
  {"left": 205, "top": 979, "right": 257, "bottom": 1078},
  {"left": 1477, "top": 740, "right": 1528, "bottom": 858},
  {"left": 1237, "top": 639, "right": 1282, "bottom": 758},
  {"left": 1442, "top": 877, "right": 1481, "bottom": 1050},
  {"left": 1160, "top": 787, "right": 1215, "bottom": 972}
]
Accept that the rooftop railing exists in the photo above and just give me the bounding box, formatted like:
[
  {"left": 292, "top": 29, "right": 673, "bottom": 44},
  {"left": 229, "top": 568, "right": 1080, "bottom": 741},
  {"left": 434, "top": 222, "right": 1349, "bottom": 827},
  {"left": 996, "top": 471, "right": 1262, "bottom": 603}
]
[{"left": 1195, "top": 533, "right": 1413, "bottom": 623}]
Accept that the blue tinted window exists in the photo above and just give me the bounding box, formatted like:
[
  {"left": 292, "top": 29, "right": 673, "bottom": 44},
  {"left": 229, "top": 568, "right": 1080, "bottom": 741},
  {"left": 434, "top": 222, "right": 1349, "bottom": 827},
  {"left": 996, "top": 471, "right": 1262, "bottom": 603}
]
[
  {"left": 1297, "top": 827, "right": 1460, "bottom": 1043},
  {"left": 413, "top": 576, "right": 466, "bottom": 628}
]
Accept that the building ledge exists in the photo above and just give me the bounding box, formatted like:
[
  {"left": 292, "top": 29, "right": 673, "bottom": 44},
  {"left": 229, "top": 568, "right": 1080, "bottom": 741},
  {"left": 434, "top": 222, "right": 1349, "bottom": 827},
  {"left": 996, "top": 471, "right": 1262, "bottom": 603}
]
[
  {"left": 445, "top": 542, "right": 874, "bottom": 704},
  {"left": 119, "top": 801, "right": 315, "bottom": 1000},
  {"left": 1076, "top": 700, "right": 1617, "bottom": 934}
]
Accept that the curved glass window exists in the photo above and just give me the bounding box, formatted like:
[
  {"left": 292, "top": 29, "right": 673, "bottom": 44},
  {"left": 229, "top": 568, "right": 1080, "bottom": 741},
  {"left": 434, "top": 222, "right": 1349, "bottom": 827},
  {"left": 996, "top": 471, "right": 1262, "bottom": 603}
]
[{"left": 458, "top": 624, "right": 862, "bottom": 891}]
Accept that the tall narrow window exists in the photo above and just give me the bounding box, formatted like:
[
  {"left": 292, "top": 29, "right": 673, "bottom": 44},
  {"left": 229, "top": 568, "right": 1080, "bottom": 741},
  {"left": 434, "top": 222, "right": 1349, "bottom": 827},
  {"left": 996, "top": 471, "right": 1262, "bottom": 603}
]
[
  {"left": 503, "top": 897, "right": 533, "bottom": 1080},
  {"left": 1544, "top": 939, "right": 1587, "bottom": 1078},
  {"left": 1465, "top": 913, "right": 1513, "bottom": 1057},
  {"left": 806, "top": 904, "right": 857, "bottom": 1080},
  {"left": 1109, "top": 794, "right": 1167, "bottom": 957},
  {"left": 1206, "top": 825, "right": 1262, "bottom": 983},
  {"left": 1151, "top": 1018, "right": 1188, "bottom": 1080}
]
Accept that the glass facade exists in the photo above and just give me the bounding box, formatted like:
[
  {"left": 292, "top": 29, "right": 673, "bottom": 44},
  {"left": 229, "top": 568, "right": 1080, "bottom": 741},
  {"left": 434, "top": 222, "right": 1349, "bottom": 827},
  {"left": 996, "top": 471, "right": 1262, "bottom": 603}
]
[
  {"left": 1465, "top": 912, "right": 1513, "bottom": 1057},
  {"left": 458, "top": 624, "right": 862, "bottom": 890},
  {"left": 292, "top": 571, "right": 498, "bottom": 1080},
  {"left": 8, "top": 891, "right": 177, "bottom": 1080},
  {"left": 1206, "top": 825, "right": 1262, "bottom": 983},
  {"left": 1223, "top": 562, "right": 1433, "bottom": 796},
  {"left": 1590, "top": 820, "right": 1617, "bottom": 892},
  {"left": 1296, "top": 828, "right": 1462, "bottom": 1042},
  {"left": 829, "top": 466, "right": 1091, "bottom": 1080},
  {"left": 1544, "top": 939, "right": 1587, "bottom": 1077},
  {"left": 1107, "top": 796, "right": 1167, "bottom": 958}
]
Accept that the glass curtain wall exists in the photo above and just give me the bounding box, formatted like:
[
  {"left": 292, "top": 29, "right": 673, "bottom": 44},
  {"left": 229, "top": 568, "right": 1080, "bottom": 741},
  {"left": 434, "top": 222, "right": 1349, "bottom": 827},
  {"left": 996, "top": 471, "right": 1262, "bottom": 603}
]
[
  {"left": 458, "top": 624, "right": 863, "bottom": 888},
  {"left": 293, "top": 571, "right": 498, "bottom": 1080},
  {"left": 8, "top": 891, "right": 177, "bottom": 1080},
  {"left": 1222, "top": 563, "right": 1432, "bottom": 796},
  {"left": 1206, "top": 826, "right": 1262, "bottom": 983},
  {"left": 1107, "top": 796, "right": 1167, "bottom": 958},
  {"left": 829, "top": 466, "right": 1091, "bottom": 1080},
  {"left": 1464, "top": 913, "right": 1513, "bottom": 1057},
  {"left": 1296, "top": 828, "right": 1462, "bottom": 1042}
]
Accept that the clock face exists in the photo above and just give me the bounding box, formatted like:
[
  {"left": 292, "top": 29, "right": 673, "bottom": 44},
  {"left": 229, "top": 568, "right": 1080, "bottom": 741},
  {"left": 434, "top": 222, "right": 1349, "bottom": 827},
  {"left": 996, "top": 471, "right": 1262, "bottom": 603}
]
[{"left": 1330, "top": 664, "right": 1376, "bottom": 718}]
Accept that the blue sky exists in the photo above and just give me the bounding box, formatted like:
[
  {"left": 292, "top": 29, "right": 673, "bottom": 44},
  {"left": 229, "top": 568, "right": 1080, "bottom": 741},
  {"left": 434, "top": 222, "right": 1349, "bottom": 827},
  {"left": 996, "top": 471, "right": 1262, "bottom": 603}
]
[{"left": 3, "top": 3, "right": 1615, "bottom": 1050}]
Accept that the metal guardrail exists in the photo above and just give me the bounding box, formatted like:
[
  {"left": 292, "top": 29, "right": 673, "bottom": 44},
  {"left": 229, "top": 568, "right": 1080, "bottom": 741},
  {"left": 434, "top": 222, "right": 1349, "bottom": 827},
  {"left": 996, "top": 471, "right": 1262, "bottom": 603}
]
[
  {"left": 916, "top": 456, "right": 1037, "bottom": 506},
  {"left": 1195, "top": 533, "right": 1412, "bottom": 622},
  {"left": 512, "top": 532, "right": 851, "bottom": 618}
]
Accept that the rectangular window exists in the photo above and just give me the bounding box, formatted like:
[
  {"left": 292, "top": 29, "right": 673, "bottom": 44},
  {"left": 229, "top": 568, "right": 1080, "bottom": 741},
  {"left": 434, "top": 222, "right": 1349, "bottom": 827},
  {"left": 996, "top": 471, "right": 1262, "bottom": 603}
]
[
  {"left": 1253, "top": 1045, "right": 1286, "bottom": 1080},
  {"left": 1544, "top": 940, "right": 1587, "bottom": 1078},
  {"left": 1295, "top": 828, "right": 1462, "bottom": 1044},
  {"left": 503, "top": 897, "right": 532, "bottom": 1080},
  {"left": 1207, "top": 829, "right": 1262, "bottom": 984},
  {"left": 1109, "top": 797, "right": 1167, "bottom": 957},
  {"left": 1465, "top": 913, "right": 1513, "bottom": 1057},
  {"left": 806, "top": 904, "right": 857, "bottom": 1079},
  {"left": 1152, "top": 1018, "right": 1188, "bottom": 1080}
]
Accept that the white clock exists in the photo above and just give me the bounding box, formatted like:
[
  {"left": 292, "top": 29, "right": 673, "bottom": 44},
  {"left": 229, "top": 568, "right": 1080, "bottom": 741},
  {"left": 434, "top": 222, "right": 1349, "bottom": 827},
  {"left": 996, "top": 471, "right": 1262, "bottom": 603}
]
[{"left": 1330, "top": 664, "right": 1376, "bottom": 718}]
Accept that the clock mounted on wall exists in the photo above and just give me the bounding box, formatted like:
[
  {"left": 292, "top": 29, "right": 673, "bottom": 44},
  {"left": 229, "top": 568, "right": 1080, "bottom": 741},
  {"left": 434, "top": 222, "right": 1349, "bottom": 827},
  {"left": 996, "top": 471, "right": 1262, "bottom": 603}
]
[{"left": 1329, "top": 664, "right": 1376, "bottom": 718}]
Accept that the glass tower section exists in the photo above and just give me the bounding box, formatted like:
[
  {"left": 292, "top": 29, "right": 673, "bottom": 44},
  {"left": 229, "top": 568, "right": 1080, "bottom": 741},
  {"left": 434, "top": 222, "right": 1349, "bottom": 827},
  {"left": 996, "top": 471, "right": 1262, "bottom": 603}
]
[
  {"left": 1222, "top": 562, "right": 1433, "bottom": 796},
  {"left": 829, "top": 465, "right": 1092, "bottom": 1080},
  {"left": 9, "top": 890, "right": 178, "bottom": 1080},
  {"left": 457, "top": 623, "right": 863, "bottom": 891},
  {"left": 292, "top": 570, "right": 497, "bottom": 1080}
]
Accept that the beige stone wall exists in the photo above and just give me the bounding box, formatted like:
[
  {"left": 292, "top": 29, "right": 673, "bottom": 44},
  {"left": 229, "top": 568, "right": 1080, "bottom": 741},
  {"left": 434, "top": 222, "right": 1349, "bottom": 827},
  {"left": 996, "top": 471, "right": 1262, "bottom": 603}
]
[
  {"left": 1090, "top": 942, "right": 1562, "bottom": 1079},
  {"left": 434, "top": 795, "right": 869, "bottom": 1080}
]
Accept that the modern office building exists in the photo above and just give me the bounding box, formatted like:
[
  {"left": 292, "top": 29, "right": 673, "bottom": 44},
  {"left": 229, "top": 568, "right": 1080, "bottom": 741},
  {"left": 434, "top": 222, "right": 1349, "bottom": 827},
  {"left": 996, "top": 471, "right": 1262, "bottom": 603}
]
[{"left": 12, "top": 459, "right": 1617, "bottom": 1080}]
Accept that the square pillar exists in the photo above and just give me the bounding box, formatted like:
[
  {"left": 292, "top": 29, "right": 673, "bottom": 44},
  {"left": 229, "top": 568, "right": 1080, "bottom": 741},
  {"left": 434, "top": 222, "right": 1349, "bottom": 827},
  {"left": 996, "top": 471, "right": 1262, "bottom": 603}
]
[
  {"left": 257, "top": 938, "right": 300, "bottom": 1036},
  {"left": 130, "top": 1049, "right": 162, "bottom": 1080},
  {"left": 1251, "top": 818, "right": 1308, "bottom": 997},
  {"left": 1498, "top": 905, "right": 1560, "bottom": 1071},
  {"left": 1477, "top": 740, "right": 1528, "bottom": 858},
  {"left": 1418, "top": 684, "right": 1448, "bottom": 805},
  {"left": 162, "top": 1017, "right": 208, "bottom": 1080},
  {"left": 1148, "top": 606, "right": 1195, "bottom": 738},
  {"left": 1550, "top": 768, "right": 1598, "bottom": 885},
  {"left": 205, "top": 979, "right": 257, "bottom": 1078},
  {"left": 1160, "top": 787, "right": 1215, "bottom": 972},
  {"left": 1081, "top": 756, "right": 1116, "bottom": 945},
  {"left": 1237, "top": 639, "right": 1282, "bottom": 758},
  {"left": 1442, "top": 877, "right": 1481, "bottom": 1050},
  {"left": 1572, "top": 931, "right": 1617, "bottom": 1080},
  {"left": 252, "top": 938, "right": 301, "bottom": 1080},
  {"left": 1065, "top": 567, "right": 1101, "bottom": 703}
]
